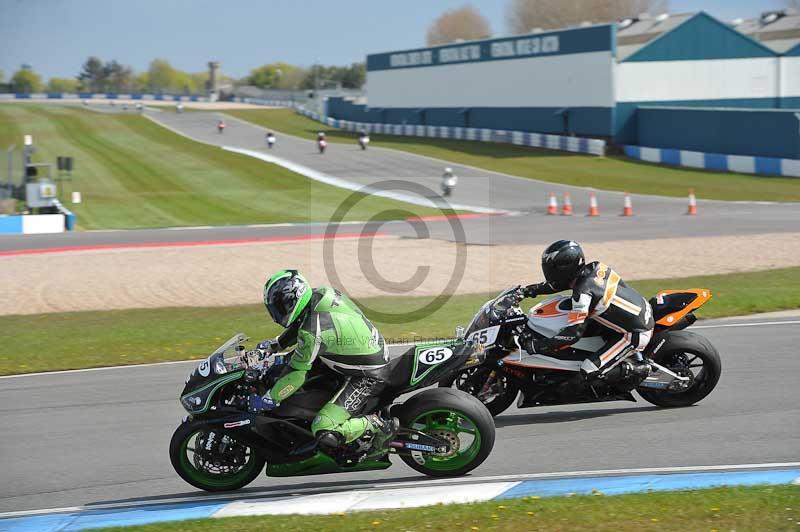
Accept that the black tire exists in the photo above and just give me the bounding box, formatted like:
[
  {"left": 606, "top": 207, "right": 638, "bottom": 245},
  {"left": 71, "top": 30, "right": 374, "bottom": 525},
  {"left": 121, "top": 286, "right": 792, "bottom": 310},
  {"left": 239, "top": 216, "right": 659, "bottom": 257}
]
[
  {"left": 638, "top": 330, "right": 722, "bottom": 408},
  {"left": 396, "top": 388, "right": 495, "bottom": 477},
  {"left": 439, "top": 367, "right": 519, "bottom": 417},
  {"left": 169, "top": 421, "right": 265, "bottom": 492}
]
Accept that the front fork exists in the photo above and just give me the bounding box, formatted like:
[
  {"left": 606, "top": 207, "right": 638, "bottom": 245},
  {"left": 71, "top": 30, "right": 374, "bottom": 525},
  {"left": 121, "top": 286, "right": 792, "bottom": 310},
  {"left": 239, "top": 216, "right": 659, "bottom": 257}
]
[{"left": 478, "top": 370, "right": 498, "bottom": 399}]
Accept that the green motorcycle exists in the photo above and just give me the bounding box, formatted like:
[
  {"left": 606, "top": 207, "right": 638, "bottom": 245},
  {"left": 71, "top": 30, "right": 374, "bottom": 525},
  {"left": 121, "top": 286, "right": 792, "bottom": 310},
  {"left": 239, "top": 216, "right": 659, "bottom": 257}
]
[{"left": 170, "top": 334, "right": 496, "bottom": 491}]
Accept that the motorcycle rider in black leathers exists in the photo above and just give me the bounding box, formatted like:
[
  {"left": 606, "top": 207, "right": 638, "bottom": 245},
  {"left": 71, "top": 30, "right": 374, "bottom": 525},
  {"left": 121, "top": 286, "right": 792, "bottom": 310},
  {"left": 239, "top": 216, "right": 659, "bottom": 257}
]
[{"left": 522, "top": 240, "right": 654, "bottom": 384}]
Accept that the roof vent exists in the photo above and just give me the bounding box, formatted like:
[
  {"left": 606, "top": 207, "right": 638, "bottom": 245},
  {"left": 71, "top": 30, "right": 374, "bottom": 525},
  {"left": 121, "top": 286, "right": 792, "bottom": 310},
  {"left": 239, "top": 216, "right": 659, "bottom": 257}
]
[
  {"left": 618, "top": 17, "right": 637, "bottom": 28},
  {"left": 656, "top": 13, "right": 669, "bottom": 22},
  {"left": 760, "top": 10, "right": 785, "bottom": 25}
]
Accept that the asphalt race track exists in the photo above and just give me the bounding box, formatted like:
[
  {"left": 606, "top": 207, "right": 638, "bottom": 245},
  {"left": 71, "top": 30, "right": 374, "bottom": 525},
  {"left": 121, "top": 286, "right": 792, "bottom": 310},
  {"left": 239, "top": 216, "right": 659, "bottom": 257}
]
[
  {"left": 1, "top": 108, "right": 799, "bottom": 252},
  {"left": 1, "top": 316, "right": 798, "bottom": 513},
  {"left": 1, "top": 106, "right": 798, "bottom": 515}
]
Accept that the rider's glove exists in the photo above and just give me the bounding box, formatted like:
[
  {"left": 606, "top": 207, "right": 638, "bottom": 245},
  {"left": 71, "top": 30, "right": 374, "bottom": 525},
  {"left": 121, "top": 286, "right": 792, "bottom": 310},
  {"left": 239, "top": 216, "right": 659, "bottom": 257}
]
[
  {"left": 248, "top": 390, "right": 277, "bottom": 414},
  {"left": 523, "top": 281, "right": 554, "bottom": 298},
  {"left": 257, "top": 338, "right": 280, "bottom": 354}
]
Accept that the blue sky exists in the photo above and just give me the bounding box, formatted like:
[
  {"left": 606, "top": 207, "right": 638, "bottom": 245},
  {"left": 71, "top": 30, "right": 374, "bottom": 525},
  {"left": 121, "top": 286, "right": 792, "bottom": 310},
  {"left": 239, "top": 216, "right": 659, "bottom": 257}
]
[{"left": 0, "top": 0, "right": 787, "bottom": 80}]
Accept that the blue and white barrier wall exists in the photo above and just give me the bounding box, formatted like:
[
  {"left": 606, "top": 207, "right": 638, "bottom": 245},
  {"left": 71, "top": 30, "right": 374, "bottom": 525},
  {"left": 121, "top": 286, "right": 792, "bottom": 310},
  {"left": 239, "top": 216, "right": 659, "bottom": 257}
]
[
  {"left": 237, "top": 99, "right": 607, "bottom": 156},
  {"left": 0, "top": 93, "right": 208, "bottom": 101},
  {"left": 624, "top": 145, "right": 800, "bottom": 177},
  {"left": 0, "top": 213, "right": 68, "bottom": 235},
  {"left": 304, "top": 108, "right": 606, "bottom": 156},
  {"left": 236, "top": 98, "right": 301, "bottom": 108},
  {"left": 52, "top": 200, "right": 76, "bottom": 230}
]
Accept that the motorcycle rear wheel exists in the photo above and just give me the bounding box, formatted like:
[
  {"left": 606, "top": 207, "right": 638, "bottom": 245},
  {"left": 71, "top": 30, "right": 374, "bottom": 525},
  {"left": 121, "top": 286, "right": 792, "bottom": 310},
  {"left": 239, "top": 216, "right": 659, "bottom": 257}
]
[
  {"left": 397, "top": 388, "right": 494, "bottom": 477},
  {"left": 638, "top": 331, "right": 722, "bottom": 408},
  {"left": 170, "top": 421, "right": 265, "bottom": 491}
]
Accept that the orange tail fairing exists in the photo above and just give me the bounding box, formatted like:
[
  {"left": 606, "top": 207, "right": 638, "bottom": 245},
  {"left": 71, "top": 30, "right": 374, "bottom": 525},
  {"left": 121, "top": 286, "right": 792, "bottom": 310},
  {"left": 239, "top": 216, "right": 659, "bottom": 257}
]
[{"left": 655, "top": 288, "right": 712, "bottom": 327}]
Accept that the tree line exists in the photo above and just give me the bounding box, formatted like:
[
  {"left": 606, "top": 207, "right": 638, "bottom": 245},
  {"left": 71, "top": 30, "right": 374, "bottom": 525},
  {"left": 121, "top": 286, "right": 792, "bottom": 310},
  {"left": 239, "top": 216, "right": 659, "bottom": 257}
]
[
  {"left": 1, "top": 58, "right": 366, "bottom": 94},
  {"left": 1, "top": 58, "right": 214, "bottom": 94},
  {"left": 2, "top": 0, "right": 678, "bottom": 94},
  {"left": 243, "top": 62, "right": 365, "bottom": 90},
  {"left": 426, "top": 0, "right": 670, "bottom": 46}
]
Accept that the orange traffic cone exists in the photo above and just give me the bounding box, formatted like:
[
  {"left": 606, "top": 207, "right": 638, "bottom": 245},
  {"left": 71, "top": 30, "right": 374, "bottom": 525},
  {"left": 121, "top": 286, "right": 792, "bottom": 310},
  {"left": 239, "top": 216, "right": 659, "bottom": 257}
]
[
  {"left": 561, "top": 192, "right": 573, "bottom": 216},
  {"left": 687, "top": 189, "right": 697, "bottom": 215},
  {"left": 622, "top": 192, "right": 633, "bottom": 217},
  {"left": 547, "top": 193, "right": 558, "bottom": 215},
  {"left": 587, "top": 192, "right": 599, "bottom": 216}
]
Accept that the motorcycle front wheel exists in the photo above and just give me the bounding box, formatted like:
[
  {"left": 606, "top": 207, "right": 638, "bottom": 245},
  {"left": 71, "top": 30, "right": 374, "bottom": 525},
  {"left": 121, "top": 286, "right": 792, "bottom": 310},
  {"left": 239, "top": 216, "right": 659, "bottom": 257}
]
[
  {"left": 169, "top": 421, "right": 265, "bottom": 491},
  {"left": 439, "top": 366, "right": 519, "bottom": 416},
  {"left": 397, "top": 388, "right": 495, "bottom": 477}
]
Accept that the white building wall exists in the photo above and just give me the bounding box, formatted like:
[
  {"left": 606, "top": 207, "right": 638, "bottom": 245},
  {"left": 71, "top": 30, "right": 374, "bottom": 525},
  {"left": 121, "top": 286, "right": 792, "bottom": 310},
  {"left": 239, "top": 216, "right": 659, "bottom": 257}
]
[
  {"left": 780, "top": 56, "right": 800, "bottom": 98},
  {"left": 617, "top": 57, "right": 778, "bottom": 102},
  {"left": 367, "top": 51, "right": 614, "bottom": 108}
]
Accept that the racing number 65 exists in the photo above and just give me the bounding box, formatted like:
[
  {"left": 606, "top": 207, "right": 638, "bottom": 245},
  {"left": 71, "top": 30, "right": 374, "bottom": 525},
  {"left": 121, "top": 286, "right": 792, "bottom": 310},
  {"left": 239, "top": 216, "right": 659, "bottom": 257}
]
[
  {"left": 424, "top": 348, "right": 449, "bottom": 364},
  {"left": 471, "top": 331, "right": 489, "bottom": 345}
]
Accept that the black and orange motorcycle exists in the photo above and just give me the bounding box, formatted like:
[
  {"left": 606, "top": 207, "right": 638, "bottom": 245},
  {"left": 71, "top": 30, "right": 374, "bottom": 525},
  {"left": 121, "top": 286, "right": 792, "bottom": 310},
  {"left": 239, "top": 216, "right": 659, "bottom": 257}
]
[{"left": 441, "top": 286, "right": 722, "bottom": 416}]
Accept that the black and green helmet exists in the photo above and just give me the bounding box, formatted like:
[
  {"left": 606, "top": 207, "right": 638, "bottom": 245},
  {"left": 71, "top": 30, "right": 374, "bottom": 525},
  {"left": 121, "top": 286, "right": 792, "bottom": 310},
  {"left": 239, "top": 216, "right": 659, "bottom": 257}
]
[{"left": 263, "top": 270, "right": 312, "bottom": 327}]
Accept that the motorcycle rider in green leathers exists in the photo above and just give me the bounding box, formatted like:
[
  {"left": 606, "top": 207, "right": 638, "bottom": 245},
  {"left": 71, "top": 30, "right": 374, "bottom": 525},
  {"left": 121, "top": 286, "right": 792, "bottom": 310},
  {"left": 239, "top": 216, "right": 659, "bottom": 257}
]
[{"left": 248, "top": 270, "right": 398, "bottom": 451}]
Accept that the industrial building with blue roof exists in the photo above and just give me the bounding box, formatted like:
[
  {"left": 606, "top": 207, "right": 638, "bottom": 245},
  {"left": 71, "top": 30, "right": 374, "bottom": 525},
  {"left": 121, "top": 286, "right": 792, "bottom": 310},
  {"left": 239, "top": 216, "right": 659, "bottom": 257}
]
[{"left": 327, "top": 9, "right": 800, "bottom": 164}]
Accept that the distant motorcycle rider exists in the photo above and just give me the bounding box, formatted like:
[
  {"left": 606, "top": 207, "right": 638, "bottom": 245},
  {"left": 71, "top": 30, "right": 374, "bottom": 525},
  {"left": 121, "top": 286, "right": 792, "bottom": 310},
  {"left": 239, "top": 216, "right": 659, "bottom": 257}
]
[
  {"left": 358, "top": 129, "right": 370, "bottom": 150},
  {"left": 248, "top": 270, "right": 398, "bottom": 452},
  {"left": 441, "top": 167, "right": 457, "bottom": 197},
  {"left": 522, "top": 240, "right": 654, "bottom": 382}
]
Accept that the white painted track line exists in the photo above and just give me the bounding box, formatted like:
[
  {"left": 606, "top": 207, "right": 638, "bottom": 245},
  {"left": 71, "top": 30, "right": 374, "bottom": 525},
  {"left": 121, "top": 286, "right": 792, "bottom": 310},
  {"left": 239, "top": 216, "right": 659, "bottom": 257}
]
[{"left": 2, "top": 462, "right": 797, "bottom": 519}]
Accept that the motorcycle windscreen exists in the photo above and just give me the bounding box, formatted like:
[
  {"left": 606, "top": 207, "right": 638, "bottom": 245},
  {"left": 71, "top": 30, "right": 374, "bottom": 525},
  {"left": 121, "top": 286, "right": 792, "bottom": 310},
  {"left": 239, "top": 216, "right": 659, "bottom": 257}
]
[
  {"left": 464, "top": 286, "right": 520, "bottom": 345},
  {"left": 182, "top": 334, "right": 247, "bottom": 392}
]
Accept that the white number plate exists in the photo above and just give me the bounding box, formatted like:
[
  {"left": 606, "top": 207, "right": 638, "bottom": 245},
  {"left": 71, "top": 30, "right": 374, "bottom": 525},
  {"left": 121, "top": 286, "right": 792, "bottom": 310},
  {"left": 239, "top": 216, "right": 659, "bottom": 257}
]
[
  {"left": 469, "top": 325, "right": 500, "bottom": 347},
  {"left": 417, "top": 347, "right": 454, "bottom": 366}
]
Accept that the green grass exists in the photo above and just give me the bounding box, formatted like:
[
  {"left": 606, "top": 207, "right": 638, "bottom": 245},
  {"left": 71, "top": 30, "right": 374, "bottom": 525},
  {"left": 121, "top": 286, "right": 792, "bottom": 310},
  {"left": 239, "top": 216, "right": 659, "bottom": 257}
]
[
  {"left": 227, "top": 108, "right": 800, "bottom": 202},
  {"left": 1, "top": 267, "right": 798, "bottom": 375},
  {"left": 95, "top": 485, "right": 800, "bottom": 532},
  {"left": 0, "top": 104, "right": 441, "bottom": 229}
]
